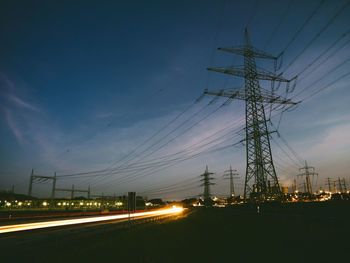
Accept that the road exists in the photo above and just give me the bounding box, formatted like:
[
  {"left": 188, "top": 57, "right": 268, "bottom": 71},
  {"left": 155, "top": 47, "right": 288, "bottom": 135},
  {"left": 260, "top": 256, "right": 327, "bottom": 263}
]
[{"left": 0, "top": 206, "right": 183, "bottom": 234}]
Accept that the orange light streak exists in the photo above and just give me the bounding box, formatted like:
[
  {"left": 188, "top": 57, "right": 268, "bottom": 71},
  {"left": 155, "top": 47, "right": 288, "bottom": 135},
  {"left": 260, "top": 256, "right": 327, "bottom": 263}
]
[{"left": 0, "top": 207, "right": 183, "bottom": 234}]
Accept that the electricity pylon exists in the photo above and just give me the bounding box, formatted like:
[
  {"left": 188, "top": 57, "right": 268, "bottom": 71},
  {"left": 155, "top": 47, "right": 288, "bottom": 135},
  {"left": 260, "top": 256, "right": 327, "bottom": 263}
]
[
  {"left": 337, "top": 177, "right": 344, "bottom": 193},
  {"left": 205, "top": 28, "right": 298, "bottom": 202},
  {"left": 342, "top": 178, "right": 347, "bottom": 192},
  {"left": 200, "top": 165, "right": 215, "bottom": 206},
  {"left": 223, "top": 166, "right": 239, "bottom": 198},
  {"left": 297, "top": 161, "right": 318, "bottom": 194},
  {"left": 325, "top": 177, "right": 332, "bottom": 192}
]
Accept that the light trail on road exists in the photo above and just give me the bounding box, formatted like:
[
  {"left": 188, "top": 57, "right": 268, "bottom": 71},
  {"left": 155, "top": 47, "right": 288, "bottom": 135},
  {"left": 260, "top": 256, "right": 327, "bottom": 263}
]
[{"left": 0, "top": 206, "right": 183, "bottom": 234}]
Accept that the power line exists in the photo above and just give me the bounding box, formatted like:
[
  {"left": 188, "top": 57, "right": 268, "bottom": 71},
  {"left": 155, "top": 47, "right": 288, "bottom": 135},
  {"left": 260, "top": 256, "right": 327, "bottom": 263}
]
[
  {"left": 298, "top": 36, "right": 350, "bottom": 83},
  {"left": 61, "top": 115, "right": 246, "bottom": 191},
  {"left": 99, "top": 133, "right": 244, "bottom": 190},
  {"left": 140, "top": 175, "right": 199, "bottom": 194},
  {"left": 271, "top": 39, "right": 350, "bottom": 128},
  {"left": 279, "top": 0, "right": 325, "bottom": 54},
  {"left": 269, "top": 121, "right": 304, "bottom": 165},
  {"left": 301, "top": 69, "right": 350, "bottom": 102},
  {"left": 276, "top": 132, "right": 304, "bottom": 165},
  {"left": 75, "top": 118, "right": 244, "bottom": 189},
  {"left": 113, "top": 101, "right": 214, "bottom": 169},
  {"left": 142, "top": 179, "right": 200, "bottom": 195},
  {"left": 296, "top": 27, "right": 350, "bottom": 79},
  {"left": 57, "top": 97, "right": 203, "bottom": 178},
  {"left": 73, "top": 98, "right": 287, "bottom": 191},
  {"left": 97, "top": 141, "right": 242, "bottom": 194},
  {"left": 282, "top": 0, "right": 350, "bottom": 73},
  {"left": 263, "top": 0, "right": 294, "bottom": 49},
  {"left": 100, "top": 99, "right": 299, "bottom": 190},
  {"left": 293, "top": 56, "right": 350, "bottom": 99},
  {"left": 104, "top": 97, "right": 205, "bottom": 170},
  {"left": 270, "top": 137, "right": 301, "bottom": 168},
  {"left": 106, "top": 97, "right": 230, "bottom": 174},
  {"left": 78, "top": 101, "right": 232, "bottom": 187}
]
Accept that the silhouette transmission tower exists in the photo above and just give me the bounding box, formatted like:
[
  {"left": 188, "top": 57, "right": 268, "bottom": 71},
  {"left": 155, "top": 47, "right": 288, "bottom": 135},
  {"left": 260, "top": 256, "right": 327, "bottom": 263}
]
[
  {"left": 200, "top": 165, "right": 215, "bottom": 206},
  {"left": 297, "top": 160, "right": 318, "bottom": 194},
  {"left": 223, "top": 166, "right": 239, "bottom": 198},
  {"left": 205, "top": 28, "right": 297, "bottom": 202}
]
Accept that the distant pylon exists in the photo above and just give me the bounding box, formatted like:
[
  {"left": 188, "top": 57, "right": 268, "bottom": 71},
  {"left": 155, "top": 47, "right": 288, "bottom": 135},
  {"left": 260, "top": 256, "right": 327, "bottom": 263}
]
[
  {"left": 205, "top": 28, "right": 298, "bottom": 202},
  {"left": 200, "top": 165, "right": 215, "bottom": 206},
  {"left": 293, "top": 178, "right": 297, "bottom": 192},
  {"left": 325, "top": 177, "right": 332, "bottom": 192},
  {"left": 223, "top": 166, "right": 239, "bottom": 198},
  {"left": 342, "top": 178, "right": 347, "bottom": 192},
  {"left": 337, "top": 178, "right": 343, "bottom": 193},
  {"left": 298, "top": 161, "right": 318, "bottom": 194}
]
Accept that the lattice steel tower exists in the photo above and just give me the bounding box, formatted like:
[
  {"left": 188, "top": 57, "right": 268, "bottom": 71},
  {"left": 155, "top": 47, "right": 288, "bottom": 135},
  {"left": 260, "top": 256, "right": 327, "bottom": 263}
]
[
  {"left": 298, "top": 160, "right": 318, "bottom": 194},
  {"left": 205, "top": 28, "right": 297, "bottom": 202},
  {"left": 200, "top": 165, "right": 215, "bottom": 206}
]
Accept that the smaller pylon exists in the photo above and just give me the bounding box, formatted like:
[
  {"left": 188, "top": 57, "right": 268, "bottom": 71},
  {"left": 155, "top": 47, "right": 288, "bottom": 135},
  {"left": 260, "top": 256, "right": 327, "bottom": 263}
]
[
  {"left": 337, "top": 178, "right": 344, "bottom": 193},
  {"left": 342, "top": 178, "right": 347, "bottom": 192},
  {"left": 297, "top": 161, "right": 318, "bottom": 194},
  {"left": 223, "top": 166, "right": 239, "bottom": 199},
  {"left": 200, "top": 165, "right": 215, "bottom": 206},
  {"left": 293, "top": 178, "right": 298, "bottom": 192},
  {"left": 325, "top": 178, "right": 332, "bottom": 192}
]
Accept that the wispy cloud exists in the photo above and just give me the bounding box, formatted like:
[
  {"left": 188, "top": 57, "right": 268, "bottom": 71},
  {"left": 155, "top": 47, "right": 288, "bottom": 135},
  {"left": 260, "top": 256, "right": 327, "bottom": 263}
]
[
  {"left": 3, "top": 108, "right": 25, "bottom": 145},
  {"left": 0, "top": 73, "right": 42, "bottom": 146},
  {"left": 304, "top": 122, "right": 350, "bottom": 159},
  {"left": 6, "top": 94, "right": 40, "bottom": 112},
  {"left": 0, "top": 71, "right": 15, "bottom": 91}
]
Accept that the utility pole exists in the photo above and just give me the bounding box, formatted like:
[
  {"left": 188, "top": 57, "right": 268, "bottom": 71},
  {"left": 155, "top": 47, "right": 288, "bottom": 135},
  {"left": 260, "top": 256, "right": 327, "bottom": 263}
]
[
  {"left": 54, "top": 185, "right": 90, "bottom": 199},
  {"left": 28, "top": 169, "right": 57, "bottom": 198},
  {"left": 326, "top": 178, "right": 332, "bottom": 192},
  {"left": 205, "top": 28, "right": 297, "bottom": 202},
  {"left": 28, "top": 169, "right": 34, "bottom": 196},
  {"left": 51, "top": 172, "right": 56, "bottom": 200},
  {"left": 200, "top": 165, "right": 215, "bottom": 206},
  {"left": 298, "top": 161, "right": 318, "bottom": 194},
  {"left": 223, "top": 166, "right": 239, "bottom": 198}
]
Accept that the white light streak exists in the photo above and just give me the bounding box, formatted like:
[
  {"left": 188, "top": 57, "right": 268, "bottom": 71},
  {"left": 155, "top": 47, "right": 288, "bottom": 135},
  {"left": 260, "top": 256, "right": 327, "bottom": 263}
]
[{"left": 0, "top": 207, "right": 183, "bottom": 234}]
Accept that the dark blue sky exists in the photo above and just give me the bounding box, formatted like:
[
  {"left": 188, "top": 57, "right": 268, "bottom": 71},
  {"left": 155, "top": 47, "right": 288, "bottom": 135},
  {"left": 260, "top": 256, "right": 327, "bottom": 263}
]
[{"left": 1, "top": 0, "right": 349, "bottom": 199}]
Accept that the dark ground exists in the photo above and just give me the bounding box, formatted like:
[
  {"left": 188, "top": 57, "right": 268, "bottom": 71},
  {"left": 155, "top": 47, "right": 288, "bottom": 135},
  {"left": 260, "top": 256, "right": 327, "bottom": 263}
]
[{"left": 1, "top": 201, "right": 349, "bottom": 263}]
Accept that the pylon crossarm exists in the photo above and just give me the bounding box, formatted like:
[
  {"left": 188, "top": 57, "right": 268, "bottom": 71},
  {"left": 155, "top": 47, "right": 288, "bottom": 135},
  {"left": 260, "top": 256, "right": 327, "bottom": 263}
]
[
  {"left": 200, "top": 177, "right": 215, "bottom": 181},
  {"left": 205, "top": 88, "right": 297, "bottom": 105},
  {"left": 200, "top": 183, "right": 215, "bottom": 186},
  {"left": 207, "top": 66, "right": 290, "bottom": 82},
  {"left": 218, "top": 45, "right": 276, "bottom": 60},
  {"left": 200, "top": 172, "right": 214, "bottom": 176},
  {"left": 33, "top": 175, "right": 55, "bottom": 179},
  {"left": 244, "top": 131, "right": 277, "bottom": 143}
]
